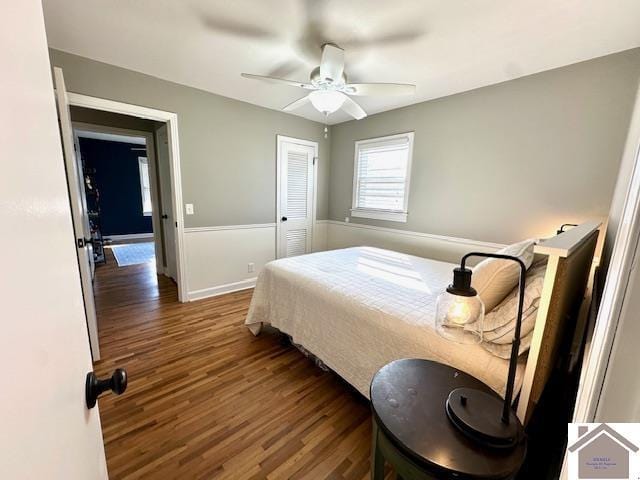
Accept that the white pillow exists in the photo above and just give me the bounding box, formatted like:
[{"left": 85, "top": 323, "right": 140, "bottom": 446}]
[
  {"left": 482, "top": 332, "right": 533, "bottom": 359},
  {"left": 481, "top": 261, "right": 547, "bottom": 343},
  {"left": 471, "top": 239, "right": 536, "bottom": 312}
]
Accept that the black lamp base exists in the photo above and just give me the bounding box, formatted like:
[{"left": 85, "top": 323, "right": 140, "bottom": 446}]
[{"left": 446, "top": 387, "right": 523, "bottom": 449}]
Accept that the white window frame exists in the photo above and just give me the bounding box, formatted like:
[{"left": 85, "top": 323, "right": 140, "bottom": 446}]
[
  {"left": 350, "top": 131, "right": 414, "bottom": 223},
  {"left": 138, "top": 156, "right": 152, "bottom": 216}
]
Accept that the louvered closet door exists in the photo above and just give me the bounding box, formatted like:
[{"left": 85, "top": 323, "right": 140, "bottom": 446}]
[{"left": 278, "top": 139, "right": 315, "bottom": 258}]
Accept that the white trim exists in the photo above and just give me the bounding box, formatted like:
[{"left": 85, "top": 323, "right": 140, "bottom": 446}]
[
  {"left": 351, "top": 131, "right": 414, "bottom": 221},
  {"left": 326, "top": 220, "right": 505, "bottom": 250},
  {"left": 276, "top": 135, "right": 318, "bottom": 259},
  {"left": 107, "top": 233, "right": 154, "bottom": 241},
  {"left": 187, "top": 278, "right": 257, "bottom": 301},
  {"left": 67, "top": 92, "right": 188, "bottom": 303},
  {"left": 350, "top": 208, "right": 408, "bottom": 223},
  {"left": 184, "top": 223, "right": 276, "bottom": 233},
  {"left": 75, "top": 129, "right": 146, "bottom": 145}
]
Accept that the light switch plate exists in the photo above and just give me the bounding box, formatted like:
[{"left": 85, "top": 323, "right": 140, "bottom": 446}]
[{"left": 185, "top": 203, "right": 194, "bottom": 215}]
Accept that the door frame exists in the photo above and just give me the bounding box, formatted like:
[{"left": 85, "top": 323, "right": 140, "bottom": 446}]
[
  {"left": 275, "top": 135, "right": 318, "bottom": 259},
  {"left": 67, "top": 93, "right": 188, "bottom": 302},
  {"left": 72, "top": 122, "right": 165, "bottom": 275}
]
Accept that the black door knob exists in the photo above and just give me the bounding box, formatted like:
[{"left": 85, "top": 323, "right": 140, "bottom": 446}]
[
  {"left": 77, "top": 237, "right": 94, "bottom": 248},
  {"left": 281, "top": 216, "right": 288, "bottom": 222},
  {"left": 85, "top": 368, "right": 128, "bottom": 409},
  {"left": 161, "top": 214, "right": 169, "bottom": 219}
]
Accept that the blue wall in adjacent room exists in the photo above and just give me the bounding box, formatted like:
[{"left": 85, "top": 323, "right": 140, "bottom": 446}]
[{"left": 79, "top": 137, "right": 152, "bottom": 236}]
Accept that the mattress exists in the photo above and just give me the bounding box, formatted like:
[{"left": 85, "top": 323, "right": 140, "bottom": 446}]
[{"left": 245, "top": 246, "right": 526, "bottom": 399}]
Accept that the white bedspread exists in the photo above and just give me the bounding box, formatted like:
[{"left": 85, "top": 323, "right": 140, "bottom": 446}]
[{"left": 245, "top": 247, "right": 525, "bottom": 399}]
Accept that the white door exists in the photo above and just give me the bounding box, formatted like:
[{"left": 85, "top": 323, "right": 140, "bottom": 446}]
[
  {"left": 277, "top": 136, "right": 316, "bottom": 258},
  {"left": 157, "top": 124, "right": 178, "bottom": 280},
  {"left": 54, "top": 67, "right": 101, "bottom": 361},
  {"left": 72, "top": 129, "right": 96, "bottom": 278},
  {"left": 0, "top": 2, "right": 107, "bottom": 476}
]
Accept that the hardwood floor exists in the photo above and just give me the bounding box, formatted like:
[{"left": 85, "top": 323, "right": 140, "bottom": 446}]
[{"left": 93, "top": 249, "right": 378, "bottom": 479}]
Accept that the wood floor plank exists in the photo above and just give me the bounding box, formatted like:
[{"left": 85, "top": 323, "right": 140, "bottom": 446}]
[{"left": 93, "top": 249, "right": 384, "bottom": 479}]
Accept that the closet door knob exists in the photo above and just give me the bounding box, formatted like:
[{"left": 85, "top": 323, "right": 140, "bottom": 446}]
[
  {"left": 161, "top": 214, "right": 169, "bottom": 219},
  {"left": 85, "top": 368, "right": 128, "bottom": 409},
  {"left": 281, "top": 216, "right": 288, "bottom": 222}
]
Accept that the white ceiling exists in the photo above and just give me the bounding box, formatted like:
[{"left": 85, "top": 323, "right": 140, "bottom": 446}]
[{"left": 43, "top": 0, "right": 640, "bottom": 125}]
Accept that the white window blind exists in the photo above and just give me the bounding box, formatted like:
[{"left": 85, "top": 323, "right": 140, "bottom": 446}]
[
  {"left": 138, "top": 157, "right": 152, "bottom": 216},
  {"left": 351, "top": 132, "right": 414, "bottom": 222}
]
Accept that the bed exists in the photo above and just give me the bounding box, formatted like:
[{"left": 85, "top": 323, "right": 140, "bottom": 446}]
[{"left": 245, "top": 222, "right": 601, "bottom": 423}]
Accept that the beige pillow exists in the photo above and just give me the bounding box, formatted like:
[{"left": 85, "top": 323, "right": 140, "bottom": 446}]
[{"left": 471, "top": 239, "right": 536, "bottom": 312}]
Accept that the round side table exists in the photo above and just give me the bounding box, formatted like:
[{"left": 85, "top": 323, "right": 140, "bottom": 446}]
[{"left": 370, "top": 359, "right": 526, "bottom": 480}]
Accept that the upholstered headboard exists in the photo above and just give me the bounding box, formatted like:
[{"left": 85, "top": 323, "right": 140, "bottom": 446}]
[{"left": 517, "top": 221, "right": 601, "bottom": 424}]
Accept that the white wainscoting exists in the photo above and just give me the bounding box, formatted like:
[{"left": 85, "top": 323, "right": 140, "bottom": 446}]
[
  {"left": 326, "top": 220, "right": 505, "bottom": 264},
  {"left": 185, "top": 219, "right": 490, "bottom": 302},
  {"left": 184, "top": 223, "right": 276, "bottom": 301},
  {"left": 312, "top": 220, "right": 329, "bottom": 252}
]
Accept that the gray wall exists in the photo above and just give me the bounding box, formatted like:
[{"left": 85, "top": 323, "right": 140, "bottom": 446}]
[
  {"left": 70, "top": 105, "right": 161, "bottom": 132},
  {"left": 50, "top": 49, "right": 330, "bottom": 228},
  {"left": 329, "top": 49, "right": 640, "bottom": 244}
]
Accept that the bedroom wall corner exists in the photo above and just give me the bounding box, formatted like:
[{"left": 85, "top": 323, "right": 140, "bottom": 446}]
[
  {"left": 185, "top": 221, "right": 329, "bottom": 300},
  {"left": 184, "top": 224, "right": 276, "bottom": 301}
]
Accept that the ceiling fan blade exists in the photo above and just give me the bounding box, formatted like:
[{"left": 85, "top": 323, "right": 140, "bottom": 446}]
[
  {"left": 341, "top": 30, "right": 425, "bottom": 50},
  {"left": 268, "top": 60, "right": 302, "bottom": 79},
  {"left": 341, "top": 96, "right": 367, "bottom": 120},
  {"left": 344, "top": 83, "right": 416, "bottom": 96},
  {"left": 241, "top": 73, "right": 313, "bottom": 89},
  {"left": 196, "top": 10, "right": 279, "bottom": 40},
  {"left": 319, "top": 44, "right": 345, "bottom": 82},
  {"left": 283, "top": 95, "right": 311, "bottom": 112}
]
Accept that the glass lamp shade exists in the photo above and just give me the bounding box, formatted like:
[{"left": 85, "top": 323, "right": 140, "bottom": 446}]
[
  {"left": 435, "top": 291, "right": 484, "bottom": 344},
  {"left": 309, "top": 90, "right": 346, "bottom": 114}
]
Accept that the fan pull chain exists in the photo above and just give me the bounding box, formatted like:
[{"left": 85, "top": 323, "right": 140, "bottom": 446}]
[{"left": 324, "top": 113, "right": 329, "bottom": 139}]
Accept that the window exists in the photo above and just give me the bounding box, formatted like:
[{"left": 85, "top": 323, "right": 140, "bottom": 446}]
[
  {"left": 138, "top": 157, "right": 152, "bottom": 216},
  {"left": 351, "top": 132, "right": 414, "bottom": 222}
]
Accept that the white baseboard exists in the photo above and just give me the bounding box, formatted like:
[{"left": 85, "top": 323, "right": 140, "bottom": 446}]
[
  {"left": 107, "top": 233, "right": 154, "bottom": 241},
  {"left": 187, "top": 277, "right": 256, "bottom": 301}
]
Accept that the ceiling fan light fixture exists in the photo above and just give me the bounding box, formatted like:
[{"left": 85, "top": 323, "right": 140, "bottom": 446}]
[{"left": 308, "top": 90, "right": 345, "bottom": 115}]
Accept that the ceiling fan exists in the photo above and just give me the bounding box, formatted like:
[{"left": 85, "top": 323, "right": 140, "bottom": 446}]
[{"left": 241, "top": 43, "right": 416, "bottom": 120}]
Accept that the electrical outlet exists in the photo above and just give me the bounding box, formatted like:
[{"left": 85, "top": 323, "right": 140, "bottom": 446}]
[
  {"left": 247, "top": 262, "right": 255, "bottom": 273},
  {"left": 185, "top": 203, "right": 194, "bottom": 215}
]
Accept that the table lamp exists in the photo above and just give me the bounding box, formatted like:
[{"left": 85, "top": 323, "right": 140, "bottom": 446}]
[{"left": 435, "top": 252, "right": 526, "bottom": 449}]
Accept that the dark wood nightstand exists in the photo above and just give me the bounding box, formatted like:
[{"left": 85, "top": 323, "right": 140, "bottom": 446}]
[{"left": 370, "top": 359, "right": 526, "bottom": 479}]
